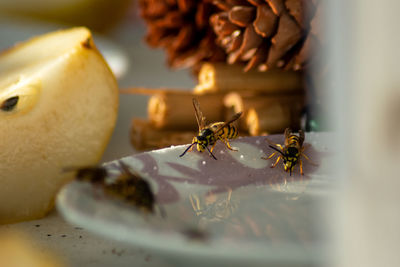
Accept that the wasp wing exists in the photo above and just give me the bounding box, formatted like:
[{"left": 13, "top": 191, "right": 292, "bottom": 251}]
[
  {"left": 213, "top": 112, "right": 242, "bottom": 137},
  {"left": 298, "top": 130, "right": 305, "bottom": 146},
  {"left": 283, "top": 128, "right": 304, "bottom": 147},
  {"left": 265, "top": 138, "right": 278, "bottom": 147},
  {"left": 192, "top": 98, "right": 206, "bottom": 130},
  {"left": 283, "top": 128, "right": 292, "bottom": 147}
]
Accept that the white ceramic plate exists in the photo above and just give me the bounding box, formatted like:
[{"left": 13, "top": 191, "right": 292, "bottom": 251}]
[{"left": 57, "top": 133, "right": 335, "bottom": 267}]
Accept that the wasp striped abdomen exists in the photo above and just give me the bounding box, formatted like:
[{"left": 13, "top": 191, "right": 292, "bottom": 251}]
[{"left": 211, "top": 123, "right": 238, "bottom": 140}]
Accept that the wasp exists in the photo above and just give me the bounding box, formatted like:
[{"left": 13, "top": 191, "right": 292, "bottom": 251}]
[
  {"left": 262, "top": 128, "right": 314, "bottom": 175},
  {"left": 179, "top": 98, "right": 242, "bottom": 160}
]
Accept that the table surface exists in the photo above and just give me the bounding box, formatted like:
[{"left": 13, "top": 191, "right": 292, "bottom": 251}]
[{"left": 1, "top": 211, "right": 174, "bottom": 267}]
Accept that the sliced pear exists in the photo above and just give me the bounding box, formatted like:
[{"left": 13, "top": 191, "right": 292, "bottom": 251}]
[{"left": 0, "top": 27, "right": 119, "bottom": 223}]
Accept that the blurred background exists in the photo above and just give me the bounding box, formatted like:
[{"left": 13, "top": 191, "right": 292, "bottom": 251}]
[
  {"left": 1, "top": 0, "right": 400, "bottom": 267},
  {"left": 0, "top": 0, "right": 195, "bottom": 162}
]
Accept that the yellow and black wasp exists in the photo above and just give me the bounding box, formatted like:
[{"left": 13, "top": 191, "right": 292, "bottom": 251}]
[
  {"left": 262, "top": 128, "right": 315, "bottom": 175},
  {"left": 179, "top": 98, "right": 242, "bottom": 160}
]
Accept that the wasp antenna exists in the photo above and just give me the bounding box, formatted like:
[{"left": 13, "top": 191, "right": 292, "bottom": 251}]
[
  {"left": 268, "top": 145, "right": 284, "bottom": 156},
  {"left": 206, "top": 146, "right": 217, "bottom": 160},
  {"left": 179, "top": 143, "right": 196, "bottom": 157}
]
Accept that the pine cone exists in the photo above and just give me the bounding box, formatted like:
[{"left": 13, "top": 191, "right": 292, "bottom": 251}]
[
  {"left": 210, "top": 0, "right": 321, "bottom": 72},
  {"left": 139, "top": 0, "right": 226, "bottom": 70}
]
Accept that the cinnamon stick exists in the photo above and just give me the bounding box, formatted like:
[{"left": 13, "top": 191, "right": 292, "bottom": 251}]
[
  {"left": 121, "top": 87, "right": 226, "bottom": 130},
  {"left": 130, "top": 118, "right": 195, "bottom": 150},
  {"left": 245, "top": 96, "right": 304, "bottom": 135},
  {"left": 120, "top": 87, "right": 190, "bottom": 95},
  {"left": 147, "top": 91, "right": 225, "bottom": 130},
  {"left": 224, "top": 92, "right": 304, "bottom": 132},
  {"left": 195, "top": 63, "right": 304, "bottom": 94}
]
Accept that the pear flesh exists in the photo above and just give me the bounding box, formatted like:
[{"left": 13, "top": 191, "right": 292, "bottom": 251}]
[{"left": 0, "top": 27, "right": 118, "bottom": 223}]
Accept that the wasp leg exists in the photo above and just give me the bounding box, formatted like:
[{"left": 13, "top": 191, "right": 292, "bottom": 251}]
[
  {"left": 271, "top": 155, "right": 282, "bottom": 168},
  {"left": 225, "top": 188, "right": 233, "bottom": 210},
  {"left": 301, "top": 143, "right": 318, "bottom": 166},
  {"left": 302, "top": 144, "right": 311, "bottom": 150},
  {"left": 266, "top": 139, "right": 284, "bottom": 150},
  {"left": 276, "top": 144, "right": 284, "bottom": 150},
  {"left": 302, "top": 153, "right": 312, "bottom": 161},
  {"left": 220, "top": 137, "right": 237, "bottom": 151},
  {"left": 261, "top": 151, "right": 276, "bottom": 160},
  {"left": 265, "top": 138, "right": 277, "bottom": 146},
  {"left": 227, "top": 187, "right": 232, "bottom": 202},
  {"left": 189, "top": 137, "right": 197, "bottom": 152},
  {"left": 206, "top": 145, "right": 218, "bottom": 160},
  {"left": 190, "top": 194, "right": 202, "bottom": 216},
  {"left": 210, "top": 142, "right": 217, "bottom": 153},
  {"left": 301, "top": 151, "right": 318, "bottom": 166},
  {"left": 299, "top": 159, "right": 304, "bottom": 175}
]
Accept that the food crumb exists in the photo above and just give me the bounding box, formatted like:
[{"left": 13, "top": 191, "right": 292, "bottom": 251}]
[
  {"left": 145, "top": 255, "right": 151, "bottom": 262},
  {"left": 111, "top": 248, "right": 124, "bottom": 256},
  {"left": 181, "top": 228, "right": 209, "bottom": 242}
]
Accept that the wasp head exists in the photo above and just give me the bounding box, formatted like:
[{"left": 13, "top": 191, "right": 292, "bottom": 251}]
[
  {"left": 195, "top": 136, "right": 207, "bottom": 152},
  {"left": 283, "top": 151, "right": 299, "bottom": 175}
]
